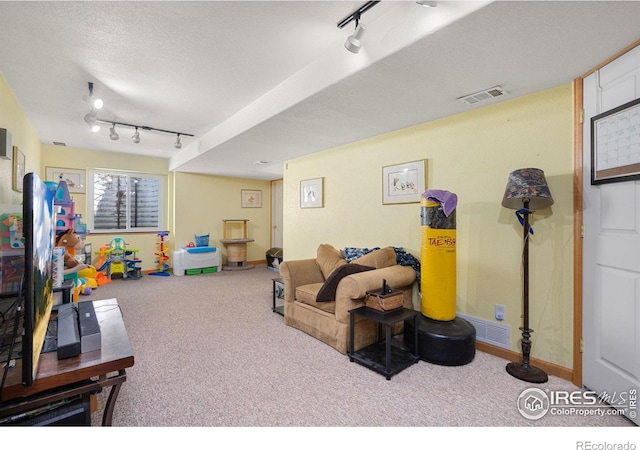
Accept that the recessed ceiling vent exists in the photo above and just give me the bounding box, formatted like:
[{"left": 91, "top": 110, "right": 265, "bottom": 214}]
[
  {"left": 457, "top": 86, "right": 507, "bottom": 105},
  {"left": 52, "top": 141, "right": 67, "bottom": 146}
]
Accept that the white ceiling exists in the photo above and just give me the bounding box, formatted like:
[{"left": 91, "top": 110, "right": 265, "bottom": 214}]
[{"left": 1, "top": 1, "right": 640, "bottom": 181}]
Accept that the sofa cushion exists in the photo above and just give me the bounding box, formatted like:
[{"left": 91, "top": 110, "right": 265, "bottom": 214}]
[
  {"left": 295, "top": 283, "right": 335, "bottom": 314},
  {"left": 316, "top": 263, "right": 375, "bottom": 302},
  {"left": 352, "top": 246, "right": 397, "bottom": 269},
  {"left": 316, "top": 244, "right": 347, "bottom": 279}
]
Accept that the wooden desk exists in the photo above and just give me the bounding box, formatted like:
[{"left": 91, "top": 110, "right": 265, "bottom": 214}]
[{"left": 0, "top": 298, "right": 134, "bottom": 426}]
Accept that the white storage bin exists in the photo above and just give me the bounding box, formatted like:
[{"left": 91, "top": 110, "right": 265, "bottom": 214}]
[{"left": 172, "top": 247, "right": 221, "bottom": 276}]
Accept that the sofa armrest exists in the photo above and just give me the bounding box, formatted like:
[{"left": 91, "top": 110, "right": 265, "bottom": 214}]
[
  {"left": 334, "top": 265, "right": 416, "bottom": 322},
  {"left": 279, "top": 259, "right": 325, "bottom": 303}
]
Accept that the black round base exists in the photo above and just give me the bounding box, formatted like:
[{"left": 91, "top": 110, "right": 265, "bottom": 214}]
[
  {"left": 506, "top": 362, "right": 548, "bottom": 383},
  {"left": 404, "top": 315, "right": 476, "bottom": 366}
]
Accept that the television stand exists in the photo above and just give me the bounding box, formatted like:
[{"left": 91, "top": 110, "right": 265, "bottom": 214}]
[{"left": 0, "top": 298, "right": 133, "bottom": 426}]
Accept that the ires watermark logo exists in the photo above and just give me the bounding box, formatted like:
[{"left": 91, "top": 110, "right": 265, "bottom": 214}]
[{"left": 516, "top": 387, "right": 637, "bottom": 420}]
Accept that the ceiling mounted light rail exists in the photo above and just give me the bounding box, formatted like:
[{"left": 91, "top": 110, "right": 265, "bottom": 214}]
[
  {"left": 81, "top": 81, "right": 194, "bottom": 149},
  {"left": 94, "top": 119, "right": 194, "bottom": 147},
  {"left": 337, "top": 1, "right": 380, "bottom": 54}
]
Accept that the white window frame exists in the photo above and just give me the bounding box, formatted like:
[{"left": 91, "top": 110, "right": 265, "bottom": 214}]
[{"left": 87, "top": 169, "right": 166, "bottom": 234}]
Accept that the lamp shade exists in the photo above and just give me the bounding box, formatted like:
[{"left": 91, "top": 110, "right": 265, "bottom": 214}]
[{"left": 502, "top": 168, "right": 554, "bottom": 211}]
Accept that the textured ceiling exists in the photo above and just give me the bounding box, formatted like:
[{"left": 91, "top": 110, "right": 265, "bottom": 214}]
[{"left": 1, "top": 1, "right": 640, "bottom": 180}]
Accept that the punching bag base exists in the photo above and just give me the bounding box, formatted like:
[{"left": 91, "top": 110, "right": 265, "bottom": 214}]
[{"left": 404, "top": 315, "right": 476, "bottom": 366}]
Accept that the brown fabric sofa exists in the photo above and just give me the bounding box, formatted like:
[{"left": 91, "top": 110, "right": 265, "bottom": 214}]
[{"left": 279, "top": 244, "right": 416, "bottom": 354}]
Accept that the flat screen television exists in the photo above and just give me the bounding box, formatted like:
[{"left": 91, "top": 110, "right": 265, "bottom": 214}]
[{"left": 22, "top": 172, "right": 56, "bottom": 386}]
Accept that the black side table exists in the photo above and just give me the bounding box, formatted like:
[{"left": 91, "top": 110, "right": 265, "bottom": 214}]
[
  {"left": 272, "top": 277, "right": 284, "bottom": 316},
  {"left": 348, "top": 306, "right": 419, "bottom": 380}
]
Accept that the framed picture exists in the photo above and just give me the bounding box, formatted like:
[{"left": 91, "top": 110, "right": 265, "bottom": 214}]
[
  {"left": 241, "top": 189, "right": 262, "bottom": 208},
  {"left": 300, "top": 177, "right": 323, "bottom": 208},
  {"left": 591, "top": 97, "right": 640, "bottom": 185},
  {"left": 382, "top": 159, "right": 426, "bottom": 204},
  {"left": 12, "top": 146, "right": 25, "bottom": 193},
  {"left": 45, "top": 167, "right": 86, "bottom": 193}
]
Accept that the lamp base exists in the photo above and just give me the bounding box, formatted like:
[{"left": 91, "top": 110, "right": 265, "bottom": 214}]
[{"left": 506, "top": 361, "right": 548, "bottom": 383}]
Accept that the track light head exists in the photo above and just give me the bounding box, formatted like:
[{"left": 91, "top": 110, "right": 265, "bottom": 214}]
[
  {"left": 345, "top": 23, "right": 366, "bottom": 54},
  {"left": 337, "top": 2, "right": 379, "bottom": 54},
  {"left": 84, "top": 111, "right": 100, "bottom": 132},
  {"left": 174, "top": 134, "right": 182, "bottom": 149},
  {"left": 109, "top": 124, "right": 120, "bottom": 141},
  {"left": 85, "top": 82, "right": 104, "bottom": 110},
  {"left": 132, "top": 128, "right": 140, "bottom": 144},
  {"left": 83, "top": 112, "right": 97, "bottom": 125}
]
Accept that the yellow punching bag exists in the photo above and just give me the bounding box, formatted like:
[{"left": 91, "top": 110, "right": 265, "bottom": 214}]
[{"left": 420, "top": 191, "right": 457, "bottom": 321}]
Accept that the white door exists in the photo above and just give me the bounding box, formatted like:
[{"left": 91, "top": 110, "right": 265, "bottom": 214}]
[
  {"left": 582, "top": 45, "right": 640, "bottom": 425},
  {"left": 271, "top": 179, "right": 283, "bottom": 248}
]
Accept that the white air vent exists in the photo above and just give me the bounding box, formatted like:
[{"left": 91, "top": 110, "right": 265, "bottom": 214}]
[
  {"left": 457, "top": 86, "right": 507, "bottom": 105},
  {"left": 458, "top": 313, "right": 510, "bottom": 349},
  {"left": 52, "top": 141, "right": 67, "bottom": 146}
]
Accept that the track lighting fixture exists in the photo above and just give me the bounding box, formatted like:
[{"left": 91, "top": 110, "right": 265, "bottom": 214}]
[
  {"left": 109, "top": 124, "right": 120, "bottom": 140},
  {"left": 337, "top": 1, "right": 379, "bottom": 54},
  {"left": 81, "top": 80, "right": 194, "bottom": 148},
  {"left": 99, "top": 120, "right": 193, "bottom": 149},
  {"left": 344, "top": 20, "right": 366, "bottom": 54},
  {"left": 84, "top": 111, "right": 100, "bottom": 132},
  {"left": 83, "top": 82, "right": 103, "bottom": 110}
]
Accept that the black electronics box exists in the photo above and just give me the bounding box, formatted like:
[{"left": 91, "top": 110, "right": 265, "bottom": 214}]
[
  {"left": 78, "top": 301, "right": 101, "bottom": 353},
  {"left": 56, "top": 303, "right": 80, "bottom": 360}
]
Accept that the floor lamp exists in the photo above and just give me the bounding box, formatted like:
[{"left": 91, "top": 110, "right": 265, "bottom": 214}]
[{"left": 502, "top": 168, "right": 554, "bottom": 383}]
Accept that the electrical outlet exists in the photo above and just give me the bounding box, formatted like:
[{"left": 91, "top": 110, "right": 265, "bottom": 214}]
[{"left": 495, "top": 304, "right": 505, "bottom": 321}]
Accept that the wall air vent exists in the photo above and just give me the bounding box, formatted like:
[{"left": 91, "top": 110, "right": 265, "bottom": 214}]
[
  {"left": 458, "top": 313, "right": 510, "bottom": 349},
  {"left": 457, "top": 86, "right": 508, "bottom": 105}
]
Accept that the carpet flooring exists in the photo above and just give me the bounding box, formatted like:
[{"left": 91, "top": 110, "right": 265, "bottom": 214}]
[{"left": 82, "top": 265, "right": 634, "bottom": 441}]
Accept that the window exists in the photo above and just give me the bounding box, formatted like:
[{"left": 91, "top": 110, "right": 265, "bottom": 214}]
[{"left": 87, "top": 170, "right": 166, "bottom": 233}]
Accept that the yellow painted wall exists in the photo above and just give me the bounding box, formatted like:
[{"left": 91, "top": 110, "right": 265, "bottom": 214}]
[
  {"left": 173, "top": 172, "right": 271, "bottom": 264},
  {"left": 283, "top": 84, "right": 574, "bottom": 369},
  {"left": 41, "top": 145, "right": 172, "bottom": 272},
  {"left": 0, "top": 72, "right": 42, "bottom": 204},
  {"left": 40, "top": 149, "right": 273, "bottom": 271}
]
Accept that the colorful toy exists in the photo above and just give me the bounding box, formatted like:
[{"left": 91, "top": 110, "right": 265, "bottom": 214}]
[
  {"left": 5, "top": 214, "right": 25, "bottom": 248},
  {"left": 150, "top": 231, "right": 170, "bottom": 276},
  {"left": 96, "top": 237, "right": 142, "bottom": 279},
  {"left": 55, "top": 228, "right": 92, "bottom": 299},
  {"left": 55, "top": 228, "right": 85, "bottom": 270}
]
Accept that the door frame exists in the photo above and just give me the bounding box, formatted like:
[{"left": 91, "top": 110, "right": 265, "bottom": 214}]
[
  {"left": 270, "top": 178, "right": 283, "bottom": 248},
  {"left": 572, "top": 38, "right": 640, "bottom": 387}
]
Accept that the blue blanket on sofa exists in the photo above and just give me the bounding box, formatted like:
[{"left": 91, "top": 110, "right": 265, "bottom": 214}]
[{"left": 342, "top": 247, "right": 421, "bottom": 286}]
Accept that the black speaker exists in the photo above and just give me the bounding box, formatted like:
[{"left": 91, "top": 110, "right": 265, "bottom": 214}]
[{"left": 0, "top": 128, "right": 11, "bottom": 160}]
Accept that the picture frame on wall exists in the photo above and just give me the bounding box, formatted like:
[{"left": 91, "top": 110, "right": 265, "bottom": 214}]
[
  {"left": 382, "top": 159, "right": 426, "bottom": 204},
  {"left": 241, "top": 189, "right": 262, "bottom": 208},
  {"left": 45, "top": 167, "right": 86, "bottom": 194},
  {"left": 12, "top": 146, "right": 25, "bottom": 193},
  {"left": 591, "top": 97, "right": 640, "bottom": 185},
  {"left": 300, "top": 177, "right": 323, "bottom": 208}
]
